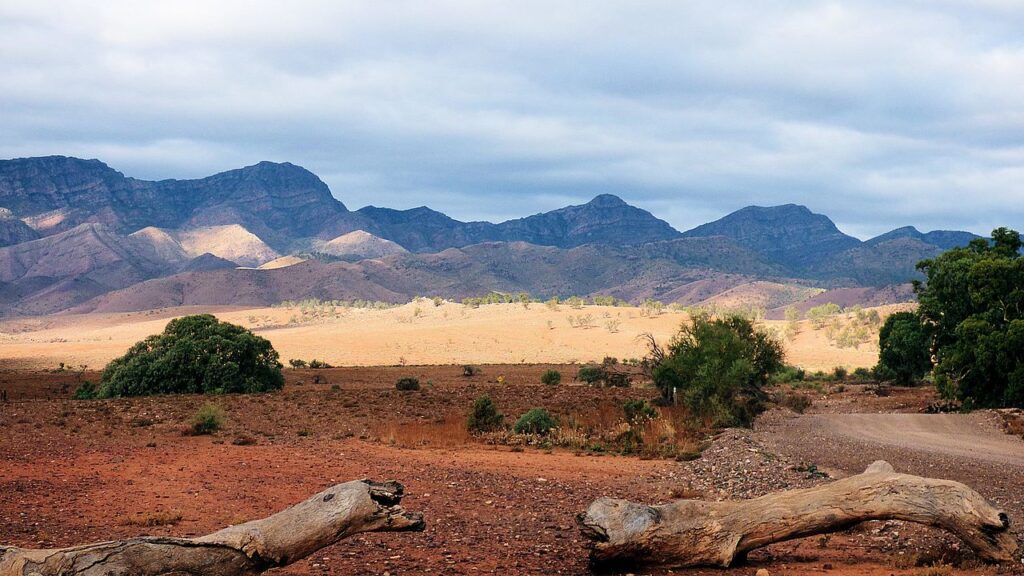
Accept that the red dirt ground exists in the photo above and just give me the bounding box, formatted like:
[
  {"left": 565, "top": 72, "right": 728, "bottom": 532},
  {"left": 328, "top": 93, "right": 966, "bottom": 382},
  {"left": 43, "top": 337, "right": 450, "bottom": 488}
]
[{"left": 1, "top": 367, "right": 1021, "bottom": 575}]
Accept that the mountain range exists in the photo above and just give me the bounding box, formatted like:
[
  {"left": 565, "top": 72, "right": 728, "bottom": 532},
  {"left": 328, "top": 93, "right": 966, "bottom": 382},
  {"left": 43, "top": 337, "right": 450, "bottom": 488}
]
[{"left": 0, "top": 156, "right": 986, "bottom": 315}]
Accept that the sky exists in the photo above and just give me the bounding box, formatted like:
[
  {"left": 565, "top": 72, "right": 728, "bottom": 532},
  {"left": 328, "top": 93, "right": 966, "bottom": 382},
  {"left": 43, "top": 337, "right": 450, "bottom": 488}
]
[{"left": 1, "top": 1, "right": 1023, "bottom": 239}]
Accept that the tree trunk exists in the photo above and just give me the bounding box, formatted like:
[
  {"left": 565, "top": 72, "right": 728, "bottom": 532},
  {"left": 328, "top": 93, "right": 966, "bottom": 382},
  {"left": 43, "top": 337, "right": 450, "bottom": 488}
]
[
  {"left": 578, "top": 460, "right": 1017, "bottom": 568},
  {"left": 0, "top": 479, "right": 424, "bottom": 576}
]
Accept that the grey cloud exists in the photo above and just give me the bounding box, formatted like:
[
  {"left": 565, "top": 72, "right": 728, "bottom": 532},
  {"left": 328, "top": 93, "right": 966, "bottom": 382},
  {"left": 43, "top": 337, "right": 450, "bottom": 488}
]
[{"left": 1, "top": 0, "right": 1022, "bottom": 239}]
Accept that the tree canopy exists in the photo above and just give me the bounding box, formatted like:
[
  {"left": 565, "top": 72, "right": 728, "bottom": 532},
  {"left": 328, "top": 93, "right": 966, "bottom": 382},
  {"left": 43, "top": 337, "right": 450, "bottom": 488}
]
[
  {"left": 915, "top": 227, "right": 1024, "bottom": 407},
  {"left": 99, "top": 314, "right": 284, "bottom": 397},
  {"left": 876, "top": 311, "right": 931, "bottom": 385}
]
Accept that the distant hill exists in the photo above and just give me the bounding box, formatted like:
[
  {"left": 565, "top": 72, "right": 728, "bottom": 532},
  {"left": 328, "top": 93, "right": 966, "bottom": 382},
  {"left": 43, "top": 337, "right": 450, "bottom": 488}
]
[
  {"left": 0, "top": 155, "right": 991, "bottom": 315},
  {"left": 682, "top": 204, "right": 862, "bottom": 269},
  {"left": 315, "top": 230, "right": 409, "bottom": 259},
  {"left": 866, "top": 226, "right": 981, "bottom": 250}
]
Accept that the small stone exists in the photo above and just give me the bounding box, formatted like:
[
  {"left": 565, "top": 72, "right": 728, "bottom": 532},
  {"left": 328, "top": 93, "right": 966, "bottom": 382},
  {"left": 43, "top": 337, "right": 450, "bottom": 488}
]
[{"left": 756, "top": 570, "right": 770, "bottom": 576}]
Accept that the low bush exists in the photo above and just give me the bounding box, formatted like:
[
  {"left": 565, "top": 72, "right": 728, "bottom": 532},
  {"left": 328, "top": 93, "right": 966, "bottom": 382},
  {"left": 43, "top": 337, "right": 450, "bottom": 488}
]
[
  {"left": 467, "top": 395, "right": 504, "bottom": 433},
  {"left": 779, "top": 391, "right": 812, "bottom": 414},
  {"left": 190, "top": 403, "right": 225, "bottom": 435},
  {"left": 851, "top": 367, "right": 874, "bottom": 382},
  {"left": 540, "top": 369, "right": 561, "bottom": 386},
  {"left": 73, "top": 381, "right": 97, "bottom": 400},
  {"left": 395, "top": 377, "right": 421, "bottom": 391},
  {"left": 832, "top": 366, "right": 848, "bottom": 381},
  {"left": 577, "top": 365, "right": 605, "bottom": 385},
  {"left": 462, "top": 365, "right": 480, "bottom": 377},
  {"left": 288, "top": 359, "right": 307, "bottom": 368},
  {"left": 772, "top": 365, "right": 805, "bottom": 384},
  {"left": 514, "top": 408, "right": 557, "bottom": 435},
  {"left": 308, "top": 359, "right": 332, "bottom": 369},
  {"left": 623, "top": 399, "right": 656, "bottom": 426}
]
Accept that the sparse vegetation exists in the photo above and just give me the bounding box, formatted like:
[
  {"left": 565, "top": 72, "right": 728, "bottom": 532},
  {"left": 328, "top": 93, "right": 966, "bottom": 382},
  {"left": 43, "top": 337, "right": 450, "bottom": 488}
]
[{"left": 540, "top": 369, "right": 561, "bottom": 386}]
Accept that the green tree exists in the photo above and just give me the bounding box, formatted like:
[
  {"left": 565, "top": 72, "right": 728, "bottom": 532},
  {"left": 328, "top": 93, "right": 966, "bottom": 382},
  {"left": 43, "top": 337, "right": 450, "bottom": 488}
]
[
  {"left": 99, "top": 315, "right": 284, "bottom": 397},
  {"left": 652, "top": 314, "right": 784, "bottom": 427},
  {"left": 876, "top": 311, "right": 931, "bottom": 385},
  {"left": 915, "top": 228, "right": 1024, "bottom": 407}
]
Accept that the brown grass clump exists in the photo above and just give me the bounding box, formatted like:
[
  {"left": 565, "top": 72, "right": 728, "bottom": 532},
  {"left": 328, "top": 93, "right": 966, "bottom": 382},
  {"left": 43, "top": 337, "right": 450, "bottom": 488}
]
[
  {"left": 372, "top": 415, "right": 471, "bottom": 448},
  {"left": 124, "top": 510, "right": 183, "bottom": 527}
]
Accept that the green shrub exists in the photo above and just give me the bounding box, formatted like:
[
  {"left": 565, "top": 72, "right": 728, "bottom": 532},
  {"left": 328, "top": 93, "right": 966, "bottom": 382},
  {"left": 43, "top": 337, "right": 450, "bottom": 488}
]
[
  {"left": 99, "top": 315, "right": 284, "bottom": 397},
  {"left": 832, "top": 366, "right": 848, "bottom": 381},
  {"left": 577, "top": 365, "right": 605, "bottom": 385},
  {"left": 623, "top": 399, "right": 657, "bottom": 426},
  {"left": 772, "top": 365, "right": 805, "bottom": 384},
  {"left": 191, "top": 403, "right": 225, "bottom": 435},
  {"left": 395, "top": 377, "right": 421, "bottom": 391},
  {"left": 307, "top": 359, "right": 332, "bottom": 369},
  {"left": 652, "top": 314, "right": 784, "bottom": 427},
  {"left": 73, "top": 381, "right": 97, "bottom": 400},
  {"left": 540, "top": 370, "right": 561, "bottom": 386},
  {"left": 514, "top": 408, "right": 557, "bottom": 435},
  {"left": 288, "top": 359, "right": 307, "bottom": 368},
  {"left": 467, "top": 395, "right": 504, "bottom": 433},
  {"left": 851, "top": 367, "right": 874, "bottom": 382}
]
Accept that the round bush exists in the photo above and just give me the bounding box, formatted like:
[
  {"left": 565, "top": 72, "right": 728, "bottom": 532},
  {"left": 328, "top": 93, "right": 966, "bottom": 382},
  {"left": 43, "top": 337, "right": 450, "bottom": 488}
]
[
  {"left": 513, "top": 408, "right": 557, "bottom": 435},
  {"left": 396, "top": 376, "right": 421, "bottom": 391},
  {"left": 540, "top": 369, "right": 561, "bottom": 386},
  {"left": 467, "top": 395, "right": 504, "bottom": 433},
  {"left": 100, "top": 315, "right": 284, "bottom": 397}
]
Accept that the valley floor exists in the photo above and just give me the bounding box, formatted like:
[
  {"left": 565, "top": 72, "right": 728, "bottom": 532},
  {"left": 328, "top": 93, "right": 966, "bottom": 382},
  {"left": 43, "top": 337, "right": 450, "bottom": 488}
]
[
  {"left": 1, "top": 369, "right": 1022, "bottom": 575},
  {"left": 0, "top": 301, "right": 885, "bottom": 371}
]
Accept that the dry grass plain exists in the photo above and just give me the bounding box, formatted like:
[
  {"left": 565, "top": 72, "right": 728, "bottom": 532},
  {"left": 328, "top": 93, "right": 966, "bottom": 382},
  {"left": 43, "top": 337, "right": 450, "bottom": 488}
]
[{"left": 0, "top": 301, "right": 897, "bottom": 372}]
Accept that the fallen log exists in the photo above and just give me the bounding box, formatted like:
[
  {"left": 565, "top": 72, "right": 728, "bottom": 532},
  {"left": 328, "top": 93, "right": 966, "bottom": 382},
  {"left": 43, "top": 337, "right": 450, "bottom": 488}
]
[
  {"left": 578, "top": 460, "right": 1017, "bottom": 568},
  {"left": 0, "top": 479, "right": 424, "bottom": 576}
]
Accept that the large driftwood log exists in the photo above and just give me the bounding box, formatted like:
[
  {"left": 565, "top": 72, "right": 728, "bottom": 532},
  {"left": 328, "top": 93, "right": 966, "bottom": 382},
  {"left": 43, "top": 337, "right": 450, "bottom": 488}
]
[
  {"left": 578, "top": 461, "right": 1017, "bottom": 568},
  {"left": 0, "top": 479, "right": 424, "bottom": 576}
]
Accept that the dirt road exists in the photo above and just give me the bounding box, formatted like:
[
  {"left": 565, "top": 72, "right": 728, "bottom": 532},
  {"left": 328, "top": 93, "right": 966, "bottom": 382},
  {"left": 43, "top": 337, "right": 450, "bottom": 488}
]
[{"left": 804, "top": 412, "right": 1024, "bottom": 466}]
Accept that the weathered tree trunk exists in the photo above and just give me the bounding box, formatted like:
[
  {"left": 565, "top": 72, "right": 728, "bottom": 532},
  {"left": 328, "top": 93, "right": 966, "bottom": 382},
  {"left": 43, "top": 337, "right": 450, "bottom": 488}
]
[
  {"left": 0, "top": 479, "right": 424, "bottom": 576},
  {"left": 578, "top": 461, "right": 1017, "bottom": 568}
]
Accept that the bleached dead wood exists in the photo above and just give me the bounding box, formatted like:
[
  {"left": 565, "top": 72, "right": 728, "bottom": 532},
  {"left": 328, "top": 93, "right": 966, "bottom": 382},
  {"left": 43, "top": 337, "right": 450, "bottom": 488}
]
[
  {"left": 578, "top": 460, "right": 1017, "bottom": 568},
  {"left": 0, "top": 479, "right": 424, "bottom": 576}
]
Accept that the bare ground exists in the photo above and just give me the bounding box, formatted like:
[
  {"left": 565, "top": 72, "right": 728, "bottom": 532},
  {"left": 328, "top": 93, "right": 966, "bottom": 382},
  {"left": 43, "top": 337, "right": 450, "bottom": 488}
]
[{"left": 2, "top": 372, "right": 1023, "bottom": 575}]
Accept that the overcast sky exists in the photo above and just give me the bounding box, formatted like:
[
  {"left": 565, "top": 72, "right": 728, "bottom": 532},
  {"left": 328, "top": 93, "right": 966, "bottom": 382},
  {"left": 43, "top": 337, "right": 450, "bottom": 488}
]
[{"left": 2, "top": 1, "right": 1022, "bottom": 238}]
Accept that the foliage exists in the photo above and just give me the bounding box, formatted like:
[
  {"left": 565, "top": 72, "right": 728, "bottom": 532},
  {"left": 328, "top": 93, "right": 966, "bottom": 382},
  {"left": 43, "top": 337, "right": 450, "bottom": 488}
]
[
  {"left": 540, "top": 369, "right": 562, "bottom": 386},
  {"left": 651, "top": 314, "right": 785, "bottom": 427},
  {"left": 876, "top": 311, "right": 932, "bottom": 385},
  {"left": 99, "top": 315, "right": 284, "bottom": 398},
  {"left": 832, "top": 366, "right": 848, "bottom": 381},
  {"left": 73, "top": 381, "right": 97, "bottom": 400},
  {"left": 288, "top": 359, "right": 307, "bottom": 368},
  {"left": 807, "top": 303, "right": 841, "bottom": 329},
  {"left": 623, "top": 399, "right": 657, "bottom": 426},
  {"left": 915, "top": 228, "right": 1024, "bottom": 407},
  {"left": 513, "top": 408, "right": 557, "bottom": 435},
  {"left": 576, "top": 365, "right": 605, "bottom": 385},
  {"left": 191, "top": 403, "right": 225, "bottom": 435},
  {"left": 395, "top": 376, "right": 421, "bottom": 391},
  {"left": 771, "top": 365, "right": 805, "bottom": 384},
  {"left": 467, "top": 395, "right": 504, "bottom": 433}
]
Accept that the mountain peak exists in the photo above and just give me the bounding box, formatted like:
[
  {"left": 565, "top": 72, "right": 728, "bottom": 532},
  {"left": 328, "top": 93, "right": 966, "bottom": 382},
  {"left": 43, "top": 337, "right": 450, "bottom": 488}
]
[
  {"left": 586, "top": 194, "right": 628, "bottom": 208},
  {"left": 683, "top": 204, "right": 860, "bottom": 269}
]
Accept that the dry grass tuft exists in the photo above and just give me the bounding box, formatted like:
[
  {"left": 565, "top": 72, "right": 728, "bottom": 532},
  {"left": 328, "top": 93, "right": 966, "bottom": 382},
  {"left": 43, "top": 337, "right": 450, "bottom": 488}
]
[
  {"left": 124, "top": 510, "right": 183, "bottom": 527},
  {"left": 371, "top": 415, "right": 471, "bottom": 448}
]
